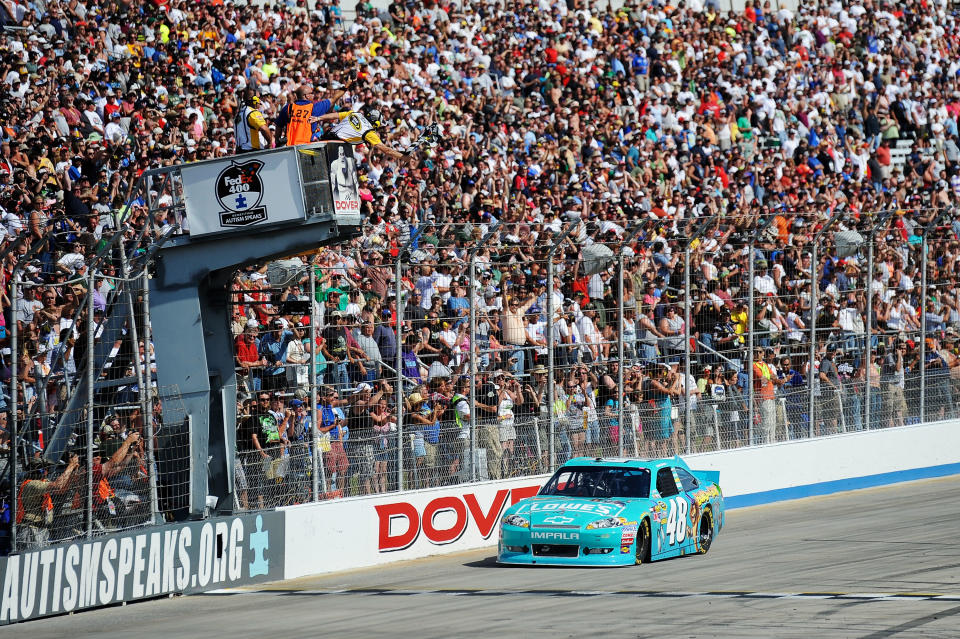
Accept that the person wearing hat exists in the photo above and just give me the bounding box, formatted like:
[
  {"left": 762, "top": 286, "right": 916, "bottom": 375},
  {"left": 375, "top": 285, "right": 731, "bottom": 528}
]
[
  {"left": 753, "top": 258, "right": 776, "bottom": 295},
  {"left": 283, "top": 322, "right": 311, "bottom": 390},
  {"left": 281, "top": 398, "right": 311, "bottom": 500},
  {"left": 259, "top": 318, "right": 293, "bottom": 391},
  {"left": 236, "top": 322, "right": 268, "bottom": 392},
  {"left": 234, "top": 88, "right": 274, "bottom": 152},
  {"left": 658, "top": 305, "right": 686, "bottom": 360},
  {"left": 444, "top": 376, "right": 472, "bottom": 479},
  {"left": 15, "top": 452, "right": 80, "bottom": 548},
  {"left": 315, "top": 386, "right": 350, "bottom": 493},
  {"left": 428, "top": 347, "right": 456, "bottom": 381},
  {"left": 406, "top": 390, "right": 442, "bottom": 488},
  {"left": 815, "top": 346, "right": 843, "bottom": 436},
  {"left": 752, "top": 346, "right": 778, "bottom": 443},
  {"left": 321, "top": 311, "right": 351, "bottom": 391},
  {"left": 642, "top": 363, "right": 682, "bottom": 456}
]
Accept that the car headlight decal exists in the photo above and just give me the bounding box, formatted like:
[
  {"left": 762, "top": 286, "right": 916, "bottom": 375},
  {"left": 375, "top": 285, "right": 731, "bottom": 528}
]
[
  {"left": 585, "top": 517, "right": 628, "bottom": 530},
  {"left": 501, "top": 514, "right": 530, "bottom": 528}
]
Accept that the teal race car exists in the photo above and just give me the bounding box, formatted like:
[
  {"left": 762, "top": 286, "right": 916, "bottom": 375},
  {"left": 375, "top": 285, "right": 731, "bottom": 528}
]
[{"left": 498, "top": 457, "right": 724, "bottom": 566}]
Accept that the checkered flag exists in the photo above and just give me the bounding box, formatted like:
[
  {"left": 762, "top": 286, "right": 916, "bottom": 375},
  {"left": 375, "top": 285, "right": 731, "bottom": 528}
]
[{"left": 406, "top": 123, "right": 441, "bottom": 154}]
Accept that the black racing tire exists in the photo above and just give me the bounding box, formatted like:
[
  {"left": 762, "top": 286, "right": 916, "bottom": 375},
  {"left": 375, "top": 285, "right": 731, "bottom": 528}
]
[
  {"left": 635, "top": 518, "right": 651, "bottom": 565},
  {"left": 698, "top": 508, "right": 713, "bottom": 555}
]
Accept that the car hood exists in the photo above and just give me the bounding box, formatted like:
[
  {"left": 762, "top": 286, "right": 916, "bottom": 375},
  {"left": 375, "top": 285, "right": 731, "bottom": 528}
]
[{"left": 511, "top": 496, "right": 644, "bottom": 527}]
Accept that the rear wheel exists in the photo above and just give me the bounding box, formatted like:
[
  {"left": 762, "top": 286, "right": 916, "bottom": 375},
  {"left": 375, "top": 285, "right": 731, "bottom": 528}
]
[
  {"left": 635, "top": 518, "right": 651, "bottom": 565},
  {"left": 698, "top": 509, "right": 713, "bottom": 554}
]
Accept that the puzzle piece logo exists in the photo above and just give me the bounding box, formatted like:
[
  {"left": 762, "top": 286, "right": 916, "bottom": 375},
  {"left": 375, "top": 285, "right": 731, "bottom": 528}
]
[
  {"left": 249, "top": 514, "right": 270, "bottom": 577},
  {"left": 215, "top": 159, "right": 268, "bottom": 227}
]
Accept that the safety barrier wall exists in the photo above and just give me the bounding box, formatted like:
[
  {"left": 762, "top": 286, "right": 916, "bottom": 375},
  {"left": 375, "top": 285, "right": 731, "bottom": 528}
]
[
  {"left": 689, "top": 418, "right": 960, "bottom": 508},
  {"left": 281, "top": 418, "right": 960, "bottom": 580}
]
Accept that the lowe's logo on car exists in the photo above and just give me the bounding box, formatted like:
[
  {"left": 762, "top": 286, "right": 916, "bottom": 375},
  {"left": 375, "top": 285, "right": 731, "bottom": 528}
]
[
  {"left": 526, "top": 502, "right": 621, "bottom": 516},
  {"left": 531, "top": 532, "right": 580, "bottom": 541},
  {"left": 0, "top": 513, "right": 284, "bottom": 624}
]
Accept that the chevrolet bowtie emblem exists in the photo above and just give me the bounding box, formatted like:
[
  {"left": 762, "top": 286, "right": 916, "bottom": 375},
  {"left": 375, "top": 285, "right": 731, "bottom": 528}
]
[{"left": 543, "top": 515, "right": 575, "bottom": 524}]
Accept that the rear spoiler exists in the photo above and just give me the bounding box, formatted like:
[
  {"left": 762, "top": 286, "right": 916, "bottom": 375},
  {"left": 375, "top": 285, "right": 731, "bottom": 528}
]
[{"left": 692, "top": 469, "right": 720, "bottom": 487}]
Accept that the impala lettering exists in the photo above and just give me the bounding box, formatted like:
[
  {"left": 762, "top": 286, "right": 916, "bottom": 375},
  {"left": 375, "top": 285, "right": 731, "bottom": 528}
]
[{"left": 531, "top": 532, "right": 580, "bottom": 541}]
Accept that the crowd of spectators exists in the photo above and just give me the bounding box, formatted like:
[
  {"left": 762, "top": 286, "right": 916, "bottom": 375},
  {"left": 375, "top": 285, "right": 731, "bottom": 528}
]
[{"left": 4, "top": 0, "right": 960, "bottom": 508}]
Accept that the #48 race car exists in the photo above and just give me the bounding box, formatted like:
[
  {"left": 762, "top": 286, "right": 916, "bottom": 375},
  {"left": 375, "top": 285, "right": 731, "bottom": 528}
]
[{"left": 498, "top": 456, "right": 724, "bottom": 566}]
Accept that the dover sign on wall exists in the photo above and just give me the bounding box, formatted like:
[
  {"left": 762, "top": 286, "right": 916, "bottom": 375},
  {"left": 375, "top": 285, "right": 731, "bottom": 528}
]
[
  {"left": 282, "top": 478, "right": 546, "bottom": 578},
  {"left": 0, "top": 512, "right": 284, "bottom": 624}
]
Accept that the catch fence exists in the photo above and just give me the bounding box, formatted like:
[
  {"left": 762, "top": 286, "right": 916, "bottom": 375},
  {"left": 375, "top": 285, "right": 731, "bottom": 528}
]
[
  {"left": 7, "top": 208, "right": 960, "bottom": 540},
  {"left": 220, "top": 209, "right": 960, "bottom": 508}
]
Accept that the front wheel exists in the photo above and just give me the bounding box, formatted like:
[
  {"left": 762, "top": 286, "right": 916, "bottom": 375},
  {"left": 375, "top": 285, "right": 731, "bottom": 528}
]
[
  {"left": 635, "top": 518, "right": 651, "bottom": 565},
  {"left": 697, "top": 509, "right": 713, "bottom": 554}
]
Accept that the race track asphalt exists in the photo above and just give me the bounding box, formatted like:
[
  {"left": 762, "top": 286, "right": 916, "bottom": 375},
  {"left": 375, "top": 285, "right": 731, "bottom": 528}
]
[{"left": 13, "top": 475, "right": 960, "bottom": 639}]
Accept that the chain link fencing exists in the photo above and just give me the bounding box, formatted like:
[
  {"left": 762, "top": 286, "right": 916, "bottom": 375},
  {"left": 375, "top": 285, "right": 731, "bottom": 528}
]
[{"left": 9, "top": 210, "right": 960, "bottom": 536}]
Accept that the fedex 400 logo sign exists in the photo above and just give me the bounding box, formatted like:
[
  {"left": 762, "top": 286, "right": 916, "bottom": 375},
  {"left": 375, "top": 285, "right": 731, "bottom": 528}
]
[{"left": 376, "top": 485, "right": 541, "bottom": 552}]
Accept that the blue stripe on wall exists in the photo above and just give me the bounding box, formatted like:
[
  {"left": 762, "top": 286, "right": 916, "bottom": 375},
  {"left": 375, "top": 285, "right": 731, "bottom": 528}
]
[{"left": 726, "top": 463, "right": 960, "bottom": 509}]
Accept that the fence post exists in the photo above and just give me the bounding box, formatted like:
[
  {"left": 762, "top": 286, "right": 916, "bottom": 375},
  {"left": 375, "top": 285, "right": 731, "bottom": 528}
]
[
  {"left": 121, "top": 244, "right": 154, "bottom": 523},
  {"left": 9, "top": 270, "right": 20, "bottom": 552},
  {"left": 746, "top": 215, "right": 776, "bottom": 446},
  {"left": 864, "top": 210, "right": 893, "bottom": 430},
  {"left": 920, "top": 225, "right": 928, "bottom": 422},
  {"left": 865, "top": 219, "right": 876, "bottom": 429},
  {"left": 616, "top": 224, "right": 642, "bottom": 457},
  {"left": 141, "top": 269, "right": 160, "bottom": 521},
  {"left": 617, "top": 250, "right": 626, "bottom": 457},
  {"left": 546, "top": 255, "right": 556, "bottom": 471},
  {"left": 747, "top": 238, "right": 756, "bottom": 445},
  {"left": 712, "top": 404, "right": 721, "bottom": 450},
  {"left": 395, "top": 242, "right": 411, "bottom": 491},
  {"left": 86, "top": 268, "right": 96, "bottom": 539},
  {"left": 468, "top": 224, "right": 498, "bottom": 481},
  {"left": 546, "top": 224, "right": 576, "bottom": 471},
  {"left": 468, "top": 253, "right": 478, "bottom": 482},
  {"left": 918, "top": 209, "right": 948, "bottom": 422},
  {"left": 35, "top": 362, "right": 48, "bottom": 447},
  {"left": 684, "top": 243, "right": 694, "bottom": 453},
  {"left": 309, "top": 265, "right": 325, "bottom": 499},
  {"left": 683, "top": 217, "right": 717, "bottom": 453},
  {"left": 807, "top": 213, "right": 843, "bottom": 438}
]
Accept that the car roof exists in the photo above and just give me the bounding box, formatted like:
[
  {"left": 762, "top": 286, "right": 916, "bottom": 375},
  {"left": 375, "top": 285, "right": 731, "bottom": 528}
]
[{"left": 559, "top": 456, "right": 690, "bottom": 472}]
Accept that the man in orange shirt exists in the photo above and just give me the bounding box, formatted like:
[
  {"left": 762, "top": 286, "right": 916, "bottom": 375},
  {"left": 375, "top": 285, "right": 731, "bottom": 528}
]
[
  {"left": 753, "top": 346, "right": 777, "bottom": 443},
  {"left": 276, "top": 84, "right": 345, "bottom": 146},
  {"left": 875, "top": 140, "right": 892, "bottom": 179}
]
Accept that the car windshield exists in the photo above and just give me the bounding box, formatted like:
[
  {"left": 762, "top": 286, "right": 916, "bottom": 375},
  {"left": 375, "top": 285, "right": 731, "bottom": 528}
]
[{"left": 539, "top": 466, "right": 651, "bottom": 499}]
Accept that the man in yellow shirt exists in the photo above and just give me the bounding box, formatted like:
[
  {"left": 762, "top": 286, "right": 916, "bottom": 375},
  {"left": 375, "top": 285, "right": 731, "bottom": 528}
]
[{"left": 234, "top": 89, "right": 274, "bottom": 153}]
